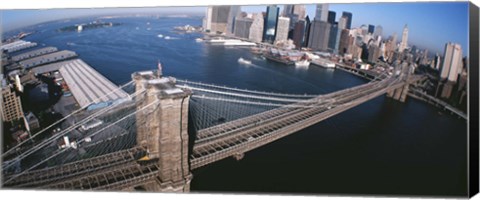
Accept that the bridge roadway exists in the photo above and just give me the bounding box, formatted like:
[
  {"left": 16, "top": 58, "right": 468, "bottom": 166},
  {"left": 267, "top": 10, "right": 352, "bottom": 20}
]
[
  {"left": 3, "top": 146, "right": 151, "bottom": 190},
  {"left": 189, "top": 75, "right": 422, "bottom": 169},
  {"left": 3, "top": 75, "right": 422, "bottom": 190},
  {"left": 408, "top": 88, "right": 467, "bottom": 120}
]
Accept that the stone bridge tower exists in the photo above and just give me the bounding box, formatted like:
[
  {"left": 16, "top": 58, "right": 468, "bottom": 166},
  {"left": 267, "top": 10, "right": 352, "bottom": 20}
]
[
  {"left": 132, "top": 70, "right": 192, "bottom": 192},
  {"left": 387, "top": 61, "right": 413, "bottom": 102}
]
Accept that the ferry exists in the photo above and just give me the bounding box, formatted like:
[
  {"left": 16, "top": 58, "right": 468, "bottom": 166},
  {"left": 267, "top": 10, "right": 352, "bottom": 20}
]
[
  {"left": 238, "top": 57, "right": 252, "bottom": 65},
  {"left": 295, "top": 60, "right": 311, "bottom": 67}
]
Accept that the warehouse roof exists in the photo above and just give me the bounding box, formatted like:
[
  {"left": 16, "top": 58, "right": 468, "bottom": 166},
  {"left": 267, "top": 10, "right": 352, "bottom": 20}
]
[
  {"left": 12, "top": 47, "right": 58, "bottom": 62},
  {"left": 59, "top": 59, "right": 129, "bottom": 108},
  {"left": 1, "top": 40, "right": 37, "bottom": 53},
  {"left": 19, "top": 50, "right": 77, "bottom": 69}
]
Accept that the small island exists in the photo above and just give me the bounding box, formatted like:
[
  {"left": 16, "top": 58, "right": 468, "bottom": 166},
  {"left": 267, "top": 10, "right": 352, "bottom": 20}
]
[{"left": 58, "top": 20, "right": 121, "bottom": 32}]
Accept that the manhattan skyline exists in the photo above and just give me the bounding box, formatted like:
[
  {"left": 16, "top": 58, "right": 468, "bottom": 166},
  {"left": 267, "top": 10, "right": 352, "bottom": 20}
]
[{"left": 1, "top": 2, "right": 469, "bottom": 56}]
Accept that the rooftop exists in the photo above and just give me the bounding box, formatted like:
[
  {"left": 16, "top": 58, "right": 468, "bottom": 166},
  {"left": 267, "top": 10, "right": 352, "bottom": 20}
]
[
  {"left": 19, "top": 50, "right": 77, "bottom": 69},
  {"left": 59, "top": 59, "right": 129, "bottom": 108},
  {"left": 11, "top": 47, "right": 58, "bottom": 62}
]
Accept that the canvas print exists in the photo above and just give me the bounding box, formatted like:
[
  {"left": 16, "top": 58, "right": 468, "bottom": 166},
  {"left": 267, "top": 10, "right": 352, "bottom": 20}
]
[{"left": 0, "top": 1, "right": 476, "bottom": 198}]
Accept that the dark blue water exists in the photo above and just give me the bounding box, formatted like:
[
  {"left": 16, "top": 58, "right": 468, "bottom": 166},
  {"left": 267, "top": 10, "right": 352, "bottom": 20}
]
[{"left": 11, "top": 16, "right": 467, "bottom": 197}]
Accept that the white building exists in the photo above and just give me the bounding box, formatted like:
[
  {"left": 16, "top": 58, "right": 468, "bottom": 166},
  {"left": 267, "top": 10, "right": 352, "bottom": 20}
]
[
  {"left": 248, "top": 13, "right": 264, "bottom": 43},
  {"left": 315, "top": 4, "right": 329, "bottom": 22},
  {"left": 399, "top": 24, "right": 408, "bottom": 52},
  {"left": 275, "top": 17, "right": 290, "bottom": 44},
  {"left": 440, "top": 42, "right": 463, "bottom": 83}
]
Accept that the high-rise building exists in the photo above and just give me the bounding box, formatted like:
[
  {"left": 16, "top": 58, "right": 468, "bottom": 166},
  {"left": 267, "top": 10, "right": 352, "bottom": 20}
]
[
  {"left": 292, "top": 20, "right": 306, "bottom": 49},
  {"left": 434, "top": 53, "right": 442, "bottom": 70},
  {"left": 308, "top": 20, "right": 330, "bottom": 51},
  {"left": 334, "top": 16, "right": 348, "bottom": 54},
  {"left": 368, "top": 44, "right": 380, "bottom": 63},
  {"left": 283, "top": 5, "right": 294, "bottom": 16},
  {"left": 440, "top": 42, "right": 463, "bottom": 83},
  {"left": 303, "top": 16, "right": 312, "bottom": 48},
  {"left": 263, "top": 5, "right": 280, "bottom": 44},
  {"left": 226, "top": 6, "right": 242, "bottom": 34},
  {"left": 315, "top": 4, "right": 329, "bottom": 22},
  {"left": 328, "top": 22, "right": 338, "bottom": 52},
  {"left": 1, "top": 79, "right": 24, "bottom": 122},
  {"left": 399, "top": 24, "right": 409, "bottom": 52},
  {"left": 202, "top": 7, "right": 213, "bottom": 32},
  {"left": 234, "top": 17, "right": 253, "bottom": 39},
  {"left": 373, "top": 25, "right": 383, "bottom": 38},
  {"left": 292, "top": 5, "right": 306, "bottom": 19},
  {"left": 342, "top": 12, "right": 352, "bottom": 29},
  {"left": 210, "top": 6, "right": 231, "bottom": 33},
  {"left": 368, "top": 24, "right": 375, "bottom": 34},
  {"left": 338, "top": 29, "right": 352, "bottom": 55},
  {"left": 248, "top": 13, "right": 264, "bottom": 43},
  {"left": 275, "top": 16, "right": 290, "bottom": 44},
  {"left": 327, "top": 11, "right": 336, "bottom": 24}
]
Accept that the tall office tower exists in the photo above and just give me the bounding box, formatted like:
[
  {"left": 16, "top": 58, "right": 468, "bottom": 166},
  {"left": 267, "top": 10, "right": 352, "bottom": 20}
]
[
  {"left": 338, "top": 29, "right": 352, "bottom": 55},
  {"left": 283, "top": 5, "right": 294, "bottom": 16},
  {"left": 226, "top": 6, "right": 241, "bottom": 34},
  {"left": 368, "top": 24, "right": 375, "bottom": 34},
  {"left": 308, "top": 20, "right": 331, "bottom": 51},
  {"left": 292, "top": 20, "right": 306, "bottom": 49},
  {"left": 263, "top": 5, "right": 280, "bottom": 44},
  {"left": 327, "top": 11, "right": 336, "bottom": 24},
  {"left": 368, "top": 44, "right": 380, "bottom": 62},
  {"left": 202, "top": 7, "right": 213, "bottom": 32},
  {"left": 315, "top": 4, "right": 329, "bottom": 22},
  {"left": 440, "top": 42, "right": 463, "bottom": 83},
  {"left": 1, "top": 80, "right": 24, "bottom": 122},
  {"left": 334, "top": 16, "right": 348, "bottom": 54},
  {"left": 210, "top": 6, "right": 231, "bottom": 33},
  {"left": 234, "top": 17, "right": 253, "bottom": 39},
  {"left": 275, "top": 16, "right": 290, "bottom": 44},
  {"left": 434, "top": 53, "right": 442, "bottom": 70},
  {"left": 292, "top": 5, "right": 306, "bottom": 19},
  {"left": 341, "top": 11, "right": 352, "bottom": 29},
  {"left": 373, "top": 25, "right": 383, "bottom": 38},
  {"left": 328, "top": 22, "right": 338, "bottom": 52},
  {"left": 399, "top": 24, "right": 409, "bottom": 52},
  {"left": 283, "top": 5, "right": 306, "bottom": 31},
  {"left": 303, "top": 16, "right": 312, "bottom": 47},
  {"left": 248, "top": 13, "right": 264, "bottom": 43}
]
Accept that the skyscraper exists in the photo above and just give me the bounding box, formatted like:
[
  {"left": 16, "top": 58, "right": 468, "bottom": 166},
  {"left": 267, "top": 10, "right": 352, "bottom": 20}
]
[
  {"left": 368, "top": 24, "right": 375, "bottom": 34},
  {"left": 292, "top": 5, "right": 306, "bottom": 19},
  {"left": 248, "top": 13, "right": 264, "bottom": 43},
  {"left": 341, "top": 12, "right": 352, "bottom": 29},
  {"left": 315, "top": 4, "right": 329, "bottom": 22},
  {"left": 334, "top": 16, "right": 348, "bottom": 54},
  {"left": 440, "top": 42, "right": 463, "bottom": 83},
  {"left": 327, "top": 11, "right": 336, "bottom": 24},
  {"left": 328, "top": 22, "right": 338, "bottom": 52},
  {"left": 234, "top": 17, "right": 253, "bottom": 39},
  {"left": 202, "top": 7, "right": 213, "bottom": 32},
  {"left": 210, "top": 6, "right": 231, "bottom": 33},
  {"left": 308, "top": 20, "right": 330, "bottom": 51},
  {"left": 399, "top": 24, "right": 409, "bottom": 52},
  {"left": 292, "top": 20, "right": 306, "bottom": 49},
  {"left": 338, "top": 29, "right": 351, "bottom": 55},
  {"left": 303, "top": 16, "right": 312, "bottom": 48},
  {"left": 275, "top": 17, "right": 290, "bottom": 44},
  {"left": 227, "top": 6, "right": 242, "bottom": 34},
  {"left": 373, "top": 25, "right": 383, "bottom": 38},
  {"left": 263, "top": 5, "right": 280, "bottom": 44},
  {"left": 1, "top": 80, "right": 24, "bottom": 122}
]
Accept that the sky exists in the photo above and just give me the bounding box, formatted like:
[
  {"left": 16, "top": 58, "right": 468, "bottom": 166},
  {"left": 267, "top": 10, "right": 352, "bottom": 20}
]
[{"left": 1, "top": 2, "right": 469, "bottom": 56}]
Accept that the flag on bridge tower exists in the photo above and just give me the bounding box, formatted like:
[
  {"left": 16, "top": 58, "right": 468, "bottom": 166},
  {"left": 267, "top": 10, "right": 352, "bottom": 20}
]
[{"left": 157, "top": 60, "right": 163, "bottom": 77}]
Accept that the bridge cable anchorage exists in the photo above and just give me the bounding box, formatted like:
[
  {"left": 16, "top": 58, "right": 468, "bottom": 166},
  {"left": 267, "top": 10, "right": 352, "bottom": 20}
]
[
  {"left": 1, "top": 86, "right": 148, "bottom": 171},
  {"left": 2, "top": 99, "right": 159, "bottom": 185},
  {"left": 2, "top": 80, "right": 136, "bottom": 158}
]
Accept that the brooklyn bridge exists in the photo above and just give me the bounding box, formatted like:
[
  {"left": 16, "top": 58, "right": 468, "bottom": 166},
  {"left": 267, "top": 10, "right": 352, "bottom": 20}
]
[{"left": 1, "top": 61, "right": 424, "bottom": 192}]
